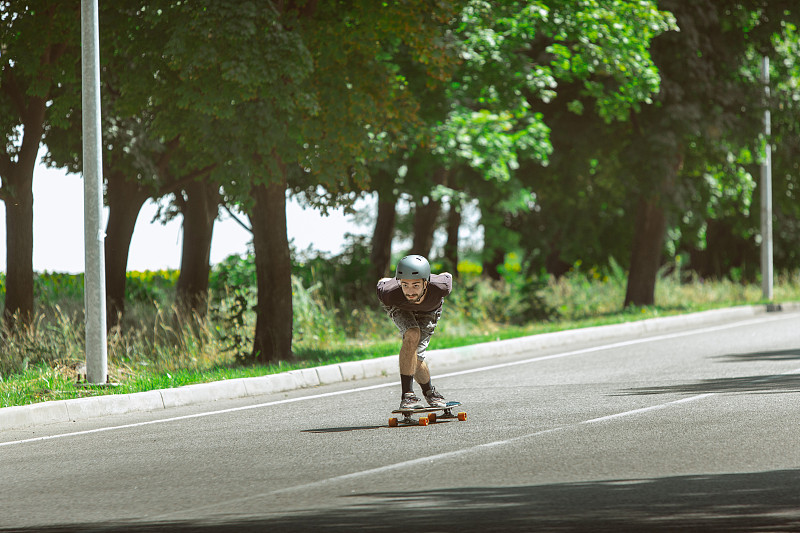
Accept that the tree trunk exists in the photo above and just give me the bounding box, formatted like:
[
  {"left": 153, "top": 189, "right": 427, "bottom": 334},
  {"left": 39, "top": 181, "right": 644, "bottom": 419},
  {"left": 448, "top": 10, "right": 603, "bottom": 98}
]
[
  {"left": 483, "top": 247, "right": 505, "bottom": 281},
  {"left": 1, "top": 38, "right": 66, "bottom": 329},
  {"left": 175, "top": 181, "right": 220, "bottom": 317},
  {"left": 479, "top": 199, "right": 507, "bottom": 281},
  {"left": 544, "top": 232, "right": 571, "bottom": 278},
  {"left": 411, "top": 198, "right": 440, "bottom": 258},
  {"left": 3, "top": 109, "right": 44, "bottom": 327},
  {"left": 623, "top": 196, "right": 667, "bottom": 307},
  {"left": 104, "top": 170, "right": 149, "bottom": 328},
  {"left": 442, "top": 199, "right": 461, "bottom": 276},
  {"left": 4, "top": 169, "right": 35, "bottom": 326},
  {"left": 249, "top": 175, "right": 293, "bottom": 363},
  {"left": 411, "top": 167, "right": 446, "bottom": 258},
  {"left": 624, "top": 150, "right": 681, "bottom": 308},
  {"left": 368, "top": 189, "right": 396, "bottom": 281}
]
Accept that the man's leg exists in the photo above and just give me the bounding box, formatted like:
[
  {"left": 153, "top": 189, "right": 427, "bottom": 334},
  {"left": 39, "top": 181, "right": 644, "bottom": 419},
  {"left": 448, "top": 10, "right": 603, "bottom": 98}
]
[
  {"left": 412, "top": 315, "right": 447, "bottom": 406},
  {"left": 412, "top": 313, "right": 435, "bottom": 391},
  {"left": 399, "top": 325, "right": 447, "bottom": 407},
  {"left": 399, "top": 327, "right": 421, "bottom": 396},
  {"left": 414, "top": 360, "right": 431, "bottom": 387}
]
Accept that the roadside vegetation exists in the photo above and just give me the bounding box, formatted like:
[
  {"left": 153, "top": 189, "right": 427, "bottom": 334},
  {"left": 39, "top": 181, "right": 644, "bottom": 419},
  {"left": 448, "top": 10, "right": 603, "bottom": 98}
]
[
  {"left": 4, "top": 2, "right": 800, "bottom": 410},
  {"left": 1, "top": 249, "right": 797, "bottom": 408}
]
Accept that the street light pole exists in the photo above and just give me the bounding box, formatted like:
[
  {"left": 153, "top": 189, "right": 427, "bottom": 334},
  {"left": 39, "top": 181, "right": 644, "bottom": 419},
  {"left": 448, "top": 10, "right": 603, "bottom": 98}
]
[
  {"left": 81, "top": 0, "right": 108, "bottom": 384},
  {"left": 759, "top": 56, "right": 773, "bottom": 302}
]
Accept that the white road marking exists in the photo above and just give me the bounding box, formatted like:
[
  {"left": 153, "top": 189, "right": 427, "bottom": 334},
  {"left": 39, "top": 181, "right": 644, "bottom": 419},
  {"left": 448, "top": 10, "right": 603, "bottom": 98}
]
[
  {"left": 433, "top": 314, "right": 794, "bottom": 380},
  {"left": 149, "top": 389, "right": 721, "bottom": 520},
  {"left": 581, "top": 393, "right": 714, "bottom": 424},
  {"left": 0, "top": 384, "right": 391, "bottom": 448},
  {"left": 0, "top": 313, "right": 794, "bottom": 450},
  {"left": 154, "top": 353, "right": 800, "bottom": 521}
]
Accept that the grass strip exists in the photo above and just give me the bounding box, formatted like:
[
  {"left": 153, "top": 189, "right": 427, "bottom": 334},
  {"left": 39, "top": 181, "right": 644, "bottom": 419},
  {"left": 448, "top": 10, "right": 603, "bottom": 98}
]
[{"left": 0, "top": 298, "right": 788, "bottom": 408}]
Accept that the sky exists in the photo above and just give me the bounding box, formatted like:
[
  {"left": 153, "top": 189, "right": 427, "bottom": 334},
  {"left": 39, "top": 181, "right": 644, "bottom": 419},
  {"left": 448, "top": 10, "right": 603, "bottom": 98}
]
[{"left": 3, "top": 154, "right": 372, "bottom": 274}]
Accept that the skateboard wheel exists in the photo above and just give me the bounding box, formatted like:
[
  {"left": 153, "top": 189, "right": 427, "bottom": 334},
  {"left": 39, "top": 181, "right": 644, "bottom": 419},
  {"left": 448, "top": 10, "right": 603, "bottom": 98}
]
[
  {"left": 458, "top": 412, "right": 467, "bottom": 421},
  {"left": 389, "top": 418, "right": 398, "bottom": 427},
  {"left": 418, "top": 417, "right": 429, "bottom": 426},
  {"left": 428, "top": 413, "right": 437, "bottom": 424}
]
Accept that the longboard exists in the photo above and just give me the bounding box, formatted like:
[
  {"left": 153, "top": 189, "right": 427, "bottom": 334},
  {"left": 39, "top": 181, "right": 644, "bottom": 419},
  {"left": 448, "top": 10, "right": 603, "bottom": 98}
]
[{"left": 389, "top": 402, "right": 466, "bottom": 427}]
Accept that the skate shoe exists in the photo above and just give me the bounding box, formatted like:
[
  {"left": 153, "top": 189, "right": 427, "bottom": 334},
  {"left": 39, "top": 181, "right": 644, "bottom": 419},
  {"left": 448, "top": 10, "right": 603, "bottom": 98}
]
[
  {"left": 424, "top": 386, "right": 447, "bottom": 408},
  {"left": 400, "top": 392, "right": 425, "bottom": 410}
]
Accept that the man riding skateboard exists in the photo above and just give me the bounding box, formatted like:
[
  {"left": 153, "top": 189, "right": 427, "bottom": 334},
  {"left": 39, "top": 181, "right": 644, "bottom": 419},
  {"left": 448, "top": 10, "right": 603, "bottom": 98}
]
[{"left": 377, "top": 254, "right": 453, "bottom": 410}]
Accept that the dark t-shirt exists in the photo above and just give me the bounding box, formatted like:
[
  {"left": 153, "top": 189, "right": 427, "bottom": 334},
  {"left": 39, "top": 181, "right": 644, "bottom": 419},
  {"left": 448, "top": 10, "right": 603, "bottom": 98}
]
[{"left": 376, "top": 273, "right": 452, "bottom": 313}]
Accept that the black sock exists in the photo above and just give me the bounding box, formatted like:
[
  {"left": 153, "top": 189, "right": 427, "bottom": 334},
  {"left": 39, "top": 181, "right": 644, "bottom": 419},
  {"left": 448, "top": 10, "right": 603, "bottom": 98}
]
[
  {"left": 401, "top": 375, "right": 414, "bottom": 395},
  {"left": 420, "top": 381, "right": 432, "bottom": 395}
]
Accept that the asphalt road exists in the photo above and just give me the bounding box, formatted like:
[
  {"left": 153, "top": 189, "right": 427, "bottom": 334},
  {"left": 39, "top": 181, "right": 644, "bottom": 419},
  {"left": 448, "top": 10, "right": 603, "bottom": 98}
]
[{"left": 2, "top": 311, "right": 800, "bottom": 532}]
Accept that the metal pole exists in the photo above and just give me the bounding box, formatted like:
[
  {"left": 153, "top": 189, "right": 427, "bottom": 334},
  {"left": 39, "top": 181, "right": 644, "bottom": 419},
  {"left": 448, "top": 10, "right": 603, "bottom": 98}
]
[
  {"left": 760, "top": 55, "right": 774, "bottom": 302},
  {"left": 81, "top": 0, "right": 108, "bottom": 384}
]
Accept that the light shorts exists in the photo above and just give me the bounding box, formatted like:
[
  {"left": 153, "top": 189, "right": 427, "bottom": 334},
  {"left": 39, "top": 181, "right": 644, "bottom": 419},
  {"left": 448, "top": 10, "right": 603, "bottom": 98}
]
[{"left": 384, "top": 306, "right": 442, "bottom": 361}]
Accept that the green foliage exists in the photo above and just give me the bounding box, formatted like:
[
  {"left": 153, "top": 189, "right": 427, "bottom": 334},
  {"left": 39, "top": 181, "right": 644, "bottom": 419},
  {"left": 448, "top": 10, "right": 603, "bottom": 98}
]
[
  {"left": 436, "top": 106, "right": 552, "bottom": 182},
  {"left": 0, "top": 2, "right": 80, "bottom": 134},
  {"left": 2, "top": 270, "right": 181, "bottom": 306},
  {"left": 207, "top": 253, "right": 257, "bottom": 361},
  {"left": 447, "top": 275, "right": 555, "bottom": 328},
  {"left": 209, "top": 286, "right": 254, "bottom": 364},
  {"left": 281, "top": 0, "right": 462, "bottom": 203},
  {"left": 209, "top": 253, "right": 256, "bottom": 295},
  {"left": 540, "top": 259, "right": 628, "bottom": 320},
  {"left": 753, "top": 17, "right": 800, "bottom": 273},
  {"left": 33, "top": 272, "right": 85, "bottom": 302},
  {"left": 436, "top": 0, "right": 675, "bottom": 177},
  {"left": 292, "top": 235, "right": 374, "bottom": 309},
  {"left": 207, "top": 245, "right": 371, "bottom": 357},
  {"left": 125, "top": 270, "right": 180, "bottom": 302},
  {"left": 291, "top": 275, "right": 342, "bottom": 345}
]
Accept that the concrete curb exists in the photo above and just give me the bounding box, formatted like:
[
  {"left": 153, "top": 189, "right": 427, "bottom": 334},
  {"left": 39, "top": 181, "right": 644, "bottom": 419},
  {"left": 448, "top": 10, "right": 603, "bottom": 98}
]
[{"left": 1, "top": 303, "right": 796, "bottom": 431}]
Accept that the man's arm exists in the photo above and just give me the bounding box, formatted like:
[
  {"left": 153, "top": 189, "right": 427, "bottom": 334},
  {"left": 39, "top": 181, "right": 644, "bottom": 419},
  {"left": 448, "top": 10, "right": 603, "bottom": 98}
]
[{"left": 432, "top": 272, "right": 453, "bottom": 296}]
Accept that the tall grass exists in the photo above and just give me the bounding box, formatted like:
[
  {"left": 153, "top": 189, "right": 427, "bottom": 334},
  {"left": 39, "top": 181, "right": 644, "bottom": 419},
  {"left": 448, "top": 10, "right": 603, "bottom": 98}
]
[
  {"left": 537, "top": 257, "right": 800, "bottom": 321},
  {"left": 0, "top": 257, "right": 798, "bottom": 408}
]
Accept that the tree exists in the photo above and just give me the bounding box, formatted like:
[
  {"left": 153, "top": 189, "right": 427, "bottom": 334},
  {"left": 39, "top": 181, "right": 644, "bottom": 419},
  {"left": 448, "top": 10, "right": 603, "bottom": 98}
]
[
  {"left": 236, "top": 0, "right": 461, "bottom": 363},
  {"left": 174, "top": 181, "right": 220, "bottom": 316},
  {"left": 101, "top": 1, "right": 274, "bottom": 325},
  {"left": 0, "top": 2, "right": 79, "bottom": 326},
  {"left": 366, "top": 166, "right": 399, "bottom": 283},
  {"left": 442, "top": 195, "right": 463, "bottom": 275},
  {"left": 513, "top": 81, "right": 635, "bottom": 280},
  {"left": 41, "top": 2, "right": 224, "bottom": 326},
  {"left": 422, "top": 0, "right": 674, "bottom": 280},
  {"left": 58, "top": 1, "right": 302, "bottom": 327},
  {"left": 764, "top": 18, "right": 800, "bottom": 273},
  {"left": 681, "top": 12, "right": 800, "bottom": 280},
  {"left": 620, "top": 1, "right": 800, "bottom": 306}
]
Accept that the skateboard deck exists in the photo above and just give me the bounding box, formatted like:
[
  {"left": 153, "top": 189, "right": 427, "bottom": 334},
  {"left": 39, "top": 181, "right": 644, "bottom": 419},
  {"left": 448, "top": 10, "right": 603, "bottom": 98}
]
[{"left": 389, "top": 402, "right": 466, "bottom": 427}]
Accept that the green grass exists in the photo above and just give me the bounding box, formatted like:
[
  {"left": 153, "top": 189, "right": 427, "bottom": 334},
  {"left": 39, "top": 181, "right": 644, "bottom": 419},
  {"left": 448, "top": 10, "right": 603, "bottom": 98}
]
[{"left": 1, "top": 266, "right": 799, "bottom": 408}]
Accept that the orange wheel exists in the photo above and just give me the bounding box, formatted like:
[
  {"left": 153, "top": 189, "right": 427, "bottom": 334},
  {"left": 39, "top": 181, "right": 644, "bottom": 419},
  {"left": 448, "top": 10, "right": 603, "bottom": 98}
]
[
  {"left": 458, "top": 412, "right": 467, "bottom": 421},
  {"left": 419, "top": 416, "right": 429, "bottom": 426},
  {"left": 389, "top": 418, "right": 398, "bottom": 427},
  {"left": 428, "top": 413, "right": 437, "bottom": 424}
]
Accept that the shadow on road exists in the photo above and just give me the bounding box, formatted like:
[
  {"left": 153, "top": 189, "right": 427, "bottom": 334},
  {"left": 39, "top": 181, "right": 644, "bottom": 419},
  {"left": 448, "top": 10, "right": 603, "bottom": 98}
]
[
  {"left": 302, "top": 425, "right": 385, "bottom": 433},
  {"left": 10, "top": 469, "right": 800, "bottom": 532},
  {"left": 618, "top": 347, "right": 800, "bottom": 396},
  {"left": 716, "top": 348, "right": 800, "bottom": 363},
  {"left": 619, "top": 373, "right": 800, "bottom": 396}
]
